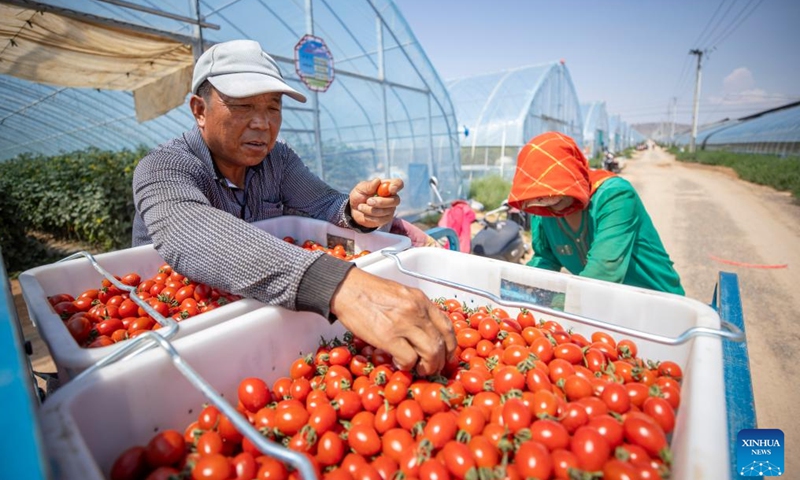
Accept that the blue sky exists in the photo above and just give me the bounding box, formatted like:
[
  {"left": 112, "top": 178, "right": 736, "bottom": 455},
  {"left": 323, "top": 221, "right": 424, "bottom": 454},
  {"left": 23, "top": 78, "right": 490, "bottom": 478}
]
[{"left": 395, "top": 0, "right": 800, "bottom": 126}]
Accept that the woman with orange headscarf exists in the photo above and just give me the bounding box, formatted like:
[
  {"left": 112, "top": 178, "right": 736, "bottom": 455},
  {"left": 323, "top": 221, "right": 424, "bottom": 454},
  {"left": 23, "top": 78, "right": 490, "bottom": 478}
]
[{"left": 507, "top": 132, "right": 684, "bottom": 295}]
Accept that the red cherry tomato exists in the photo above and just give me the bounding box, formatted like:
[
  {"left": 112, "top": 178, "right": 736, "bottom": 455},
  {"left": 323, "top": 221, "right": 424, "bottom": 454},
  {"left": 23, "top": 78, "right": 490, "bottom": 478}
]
[{"left": 377, "top": 181, "right": 392, "bottom": 197}]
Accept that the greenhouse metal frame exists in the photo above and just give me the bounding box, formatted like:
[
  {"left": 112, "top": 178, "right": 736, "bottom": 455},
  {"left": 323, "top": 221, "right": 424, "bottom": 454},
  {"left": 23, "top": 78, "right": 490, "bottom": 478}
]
[
  {"left": 0, "top": 0, "right": 463, "bottom": 215},
  {"left": 445, "top": 62, "right": 584, "bottom": 183}
]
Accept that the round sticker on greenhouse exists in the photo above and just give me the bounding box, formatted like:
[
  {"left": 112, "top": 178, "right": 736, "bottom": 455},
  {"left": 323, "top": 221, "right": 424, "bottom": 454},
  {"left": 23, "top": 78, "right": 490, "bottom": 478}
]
[{"left": 295, "top": 35, "right": 334, "bottom": 92}]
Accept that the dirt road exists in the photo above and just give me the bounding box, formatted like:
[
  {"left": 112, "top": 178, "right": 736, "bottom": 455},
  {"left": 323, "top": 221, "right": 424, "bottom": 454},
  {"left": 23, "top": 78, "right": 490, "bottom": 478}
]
[{"left": 622, "top": 147, "right": 800, "bottom": 475}]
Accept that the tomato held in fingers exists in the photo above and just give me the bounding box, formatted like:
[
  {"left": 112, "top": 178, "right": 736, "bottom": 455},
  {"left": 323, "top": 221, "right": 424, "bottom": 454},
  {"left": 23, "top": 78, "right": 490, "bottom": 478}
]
[{"left": 377, "top": 181, "right": 392, "bottom": 197}]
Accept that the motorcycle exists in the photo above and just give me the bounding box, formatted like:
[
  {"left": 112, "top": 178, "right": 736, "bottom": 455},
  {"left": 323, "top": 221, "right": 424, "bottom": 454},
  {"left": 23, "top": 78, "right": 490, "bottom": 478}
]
[
  {"left": 603, "top": 152, "right": 621, "bottom": 173},
  {"left": 471, "top": 203, "right": 530, "bottom": 264},
  {"left": 426, "top": 176, "right": 530, "bottom": 264}
]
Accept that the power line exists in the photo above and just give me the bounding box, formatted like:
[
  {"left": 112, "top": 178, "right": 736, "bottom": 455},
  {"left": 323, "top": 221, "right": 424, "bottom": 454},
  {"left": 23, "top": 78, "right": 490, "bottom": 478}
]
[
  {"left": 696, "top": 0, "right": 741, "bottom": 48},
  {"left": 690, "top": 0, "right": 730, "bottom": 48},
  {"left": 706, "top": 0, "right": 764, "bottom": 49}
]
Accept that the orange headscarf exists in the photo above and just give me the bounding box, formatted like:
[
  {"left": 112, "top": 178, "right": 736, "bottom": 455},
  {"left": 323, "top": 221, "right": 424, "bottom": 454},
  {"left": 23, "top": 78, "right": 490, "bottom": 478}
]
[{"left": 507, "top": 132, "right": 616, "bottom": 217}]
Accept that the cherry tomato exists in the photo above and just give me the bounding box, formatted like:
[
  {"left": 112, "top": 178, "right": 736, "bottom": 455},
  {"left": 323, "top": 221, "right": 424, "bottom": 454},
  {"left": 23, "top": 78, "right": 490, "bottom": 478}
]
[
  {"left": 588, "top": 414, "right": 624, "bottom": 449},
  {"left": 231, "top": 452, "right": 257, "bottom": 480},
  {"left": 348, "top": 423, "right": 382, "bottom": 457},
  {"left": 423, "top": 411, "right": 458, "bottom": 449},
  {"left": 529, "top": 419, "right": 570, "bottom": 450},
  {"left": 110, "top": 445, "right": 147, "bottom": 480},
  {"left": 191, "top": 453, "right": 231, "bottom": 480},
  {"left": 377, "top": 181, "right": 392, "bottom": 197},
  {"left": 570, "top": 425, "right": 611, "bottom": 471},
  {"left": 501, "top": 398, "right": 532, "bottom": 434},
  {"left": 396, "top": 399, "right": 424, "bottom": 431},
  {"left": 603, "top": 458, "right": 639, "bottom": 480},
  {"left": 195, "top": 431, "right": 223, "bottom": 457},
  {"left": 145, "top": 430, "right": 186, "bottom": 468},
  {"left": 642, "top": 396, "right": 676, "bottom": 433},
  {"left": 274, "top": 401, "right": 309, "bottom": 436},
  {"left": 457, "top": 406, "right": 486, "bottom": 437},
  {"left": 514, "top": 441, "right": 552, "bottom": 479},
  {"left": 381, "top": 428, "right": 414, "bottom": 463},
  {"left": 657, "top": 361, "right": 683, "bottom": 381},
  {"left": 551, "top": 448, "right": 579, "bottom": 479},
  {"left": 623, "top": 415, "right": 668, "bottom": 457},
  {"left": 238, "top": 377, "right": 272, "bottom": 413},
  {"left": 317, "top": 430, "right": 346, "bottom": 466},
  {"left": 441, "top": 441, "right": 477, "bottom": 479}
]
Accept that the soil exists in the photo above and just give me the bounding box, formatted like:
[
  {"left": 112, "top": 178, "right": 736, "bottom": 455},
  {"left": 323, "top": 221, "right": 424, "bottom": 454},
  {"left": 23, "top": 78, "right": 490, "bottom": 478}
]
[{"left": 622, "top": 147, "right": 800, "bottom": 475}]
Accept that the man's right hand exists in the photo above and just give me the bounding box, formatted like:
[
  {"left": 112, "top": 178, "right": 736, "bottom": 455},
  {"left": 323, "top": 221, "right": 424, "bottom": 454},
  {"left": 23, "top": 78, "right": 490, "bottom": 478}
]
[{"left": 329, "top": 268, "right": 456, "bottom": 377}]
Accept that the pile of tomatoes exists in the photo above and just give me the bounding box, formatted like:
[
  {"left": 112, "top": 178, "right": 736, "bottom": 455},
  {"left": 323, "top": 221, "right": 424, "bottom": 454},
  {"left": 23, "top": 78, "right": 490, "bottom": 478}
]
[
  {"left": 111, "top": 298, "right": 681, "bottom": 480},
  {"left": 46, "top": 264, "right": 241, "bottom": 349},
  {"left": 282, "top": 237, "right": 371, "bottom": 262}
]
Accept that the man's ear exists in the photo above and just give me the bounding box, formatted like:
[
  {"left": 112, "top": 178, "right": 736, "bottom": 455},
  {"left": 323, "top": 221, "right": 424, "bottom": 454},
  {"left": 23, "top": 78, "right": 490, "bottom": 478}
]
[{"left": 190, "top": 95, "right": 207, "bottom": 128}]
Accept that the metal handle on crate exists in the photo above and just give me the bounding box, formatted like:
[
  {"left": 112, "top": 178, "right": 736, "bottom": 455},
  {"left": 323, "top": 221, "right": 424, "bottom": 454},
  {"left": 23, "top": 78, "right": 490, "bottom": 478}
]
[
  {"left": 75, "top": 331, "right": 317, "bottom": 480},
  {"left": 381, "top": 251, "right": 746, "bottom": 345},
  {"left": 58, "top": 251, "right": 179, "bottom": 360}
]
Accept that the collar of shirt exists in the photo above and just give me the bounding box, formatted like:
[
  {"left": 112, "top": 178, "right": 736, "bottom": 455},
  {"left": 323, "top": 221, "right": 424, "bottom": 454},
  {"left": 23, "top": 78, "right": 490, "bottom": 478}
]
[{"left": 184, "top": 126, "right": 264, "bottom": 185}]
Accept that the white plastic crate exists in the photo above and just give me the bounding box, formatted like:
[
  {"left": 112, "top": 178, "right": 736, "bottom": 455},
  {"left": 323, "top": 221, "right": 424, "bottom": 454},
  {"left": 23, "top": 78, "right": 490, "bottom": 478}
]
[
  {"left": 37, "top": 248, "right": 729, "bottom": 479},
  {"left": 251, "top": 215, "right": 411, "bottom": 267},
  {"left": 364, "top": 249, "right": 729, "bottom": 479},
  {"left": 18, "top": 244, "right": 263, "bottom": 381},
  {"left": 39, "top": 308, "right": 344, "bottom": 479}
]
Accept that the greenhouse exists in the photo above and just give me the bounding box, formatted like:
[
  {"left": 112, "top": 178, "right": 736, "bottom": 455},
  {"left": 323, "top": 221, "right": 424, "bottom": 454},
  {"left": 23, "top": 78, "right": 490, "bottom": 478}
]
[
  {"left": 581, "top": 101, "right": 610, "bottom": 159},
  {"left": 673, "top": 101, "right": 800, "bottom": 157},
  {"left": 444, "top": 62, "right": 584, "bottom": 182},
  {"left": 0, "top": 0, "right": 462, "bottom": 215}
]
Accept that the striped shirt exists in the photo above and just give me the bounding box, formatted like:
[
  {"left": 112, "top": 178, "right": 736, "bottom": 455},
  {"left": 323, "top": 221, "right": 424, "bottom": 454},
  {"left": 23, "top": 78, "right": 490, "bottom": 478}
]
[{"left": 132, "top": 126, "right": 362, "bottom": 317}]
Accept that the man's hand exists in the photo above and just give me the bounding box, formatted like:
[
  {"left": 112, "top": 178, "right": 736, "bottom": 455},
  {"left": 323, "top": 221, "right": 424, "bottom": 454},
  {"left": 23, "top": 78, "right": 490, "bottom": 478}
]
[
  {"left": 330, "top": 268, "right": 456, "bottom": 377},
  {"left": 349, "top": 178, "right": 403, "bottom": 229}
]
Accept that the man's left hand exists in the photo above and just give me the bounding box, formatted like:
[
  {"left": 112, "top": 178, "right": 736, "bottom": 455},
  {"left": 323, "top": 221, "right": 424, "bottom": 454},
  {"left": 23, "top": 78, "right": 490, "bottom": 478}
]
[{"left": 349, "top": 178, "right": 403, "bottom": 229}]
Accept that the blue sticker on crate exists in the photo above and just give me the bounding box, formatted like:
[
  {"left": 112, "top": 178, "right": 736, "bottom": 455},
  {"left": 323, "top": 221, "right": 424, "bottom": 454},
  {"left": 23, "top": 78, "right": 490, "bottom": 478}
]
[
  {"left": 499, "top": 279, "right": 565, "bottom": 311},
  {"left": 737, "top": 429, "right": 784, "bottom": 476}
]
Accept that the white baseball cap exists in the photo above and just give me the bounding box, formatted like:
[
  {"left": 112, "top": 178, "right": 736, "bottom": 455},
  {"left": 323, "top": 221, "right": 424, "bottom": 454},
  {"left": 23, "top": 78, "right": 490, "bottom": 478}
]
[{"left": 192, "top": 39, "right": 307, "bottom": 103}]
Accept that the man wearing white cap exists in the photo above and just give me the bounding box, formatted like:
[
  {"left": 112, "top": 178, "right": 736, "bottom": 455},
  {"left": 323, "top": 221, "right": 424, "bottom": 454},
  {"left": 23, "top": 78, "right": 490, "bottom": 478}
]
[{"left": 132, "top": 40, "right": 454, "bottom": 375}]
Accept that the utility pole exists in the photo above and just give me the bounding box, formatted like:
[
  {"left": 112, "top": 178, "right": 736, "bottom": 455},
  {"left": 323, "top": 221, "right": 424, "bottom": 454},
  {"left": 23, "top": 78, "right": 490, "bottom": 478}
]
[
  {"left": 670, "top": 97, "right": 677, "bottom": 146},
  {"left": 689, "top": 49, "right": 704, "bottom": 154}
]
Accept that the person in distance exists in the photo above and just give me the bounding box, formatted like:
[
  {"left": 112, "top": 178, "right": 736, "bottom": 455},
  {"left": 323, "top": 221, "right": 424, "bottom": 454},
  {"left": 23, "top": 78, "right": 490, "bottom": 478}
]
[
  {"left": 132, "top": 39, "right": 455, "bottom": 375},
  {"left": 507, "top": 131, "right": 684, "bottom": 295}
]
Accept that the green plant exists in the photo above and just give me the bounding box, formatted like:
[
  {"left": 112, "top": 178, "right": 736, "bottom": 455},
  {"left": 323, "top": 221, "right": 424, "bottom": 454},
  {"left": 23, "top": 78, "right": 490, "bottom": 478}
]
[
  {"left": 673, "top": 149, "right": 800, "bottom": 201},
  {"left": 469, "top": 174, "right": 511, "bottom": 211},
  {"left": 0, "top": 146, "right": 149, "bottom": 273}
]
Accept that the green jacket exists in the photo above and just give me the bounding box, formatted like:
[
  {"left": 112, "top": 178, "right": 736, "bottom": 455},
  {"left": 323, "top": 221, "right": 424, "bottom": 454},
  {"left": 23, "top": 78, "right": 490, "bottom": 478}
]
[{"left": 528, "top": 177, "right": 685, "bottom": 295}]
